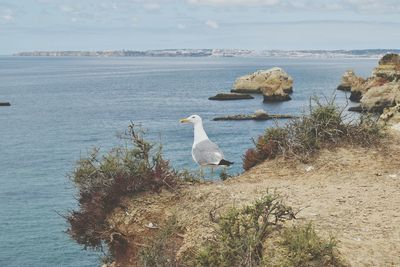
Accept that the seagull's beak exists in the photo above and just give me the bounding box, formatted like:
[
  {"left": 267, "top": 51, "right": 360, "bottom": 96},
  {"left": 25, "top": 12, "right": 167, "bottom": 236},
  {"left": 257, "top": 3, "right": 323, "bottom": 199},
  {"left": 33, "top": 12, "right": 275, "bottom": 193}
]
[{"left": 180, "top": 118, "right": 190, "bottom": 123}]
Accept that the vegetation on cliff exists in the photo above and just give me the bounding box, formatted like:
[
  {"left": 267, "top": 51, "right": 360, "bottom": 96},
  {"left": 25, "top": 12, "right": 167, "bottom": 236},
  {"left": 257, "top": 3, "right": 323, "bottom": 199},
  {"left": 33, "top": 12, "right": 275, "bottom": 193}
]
[
  {"left": 243, "top": 99, "right": 383, "bottom": 170},
  {"left": 66, "top": 124, "right": 184, "bottom": 258},
  {"left": 66, "top": 101, "right": 388, "bottom": 266}
]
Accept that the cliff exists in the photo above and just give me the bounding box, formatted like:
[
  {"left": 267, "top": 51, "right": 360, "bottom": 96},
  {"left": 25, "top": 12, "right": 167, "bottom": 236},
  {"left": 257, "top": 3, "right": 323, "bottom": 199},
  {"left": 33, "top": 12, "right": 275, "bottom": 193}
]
[{"left": 106, "top": 133, "right": 400, "bottom": 267}]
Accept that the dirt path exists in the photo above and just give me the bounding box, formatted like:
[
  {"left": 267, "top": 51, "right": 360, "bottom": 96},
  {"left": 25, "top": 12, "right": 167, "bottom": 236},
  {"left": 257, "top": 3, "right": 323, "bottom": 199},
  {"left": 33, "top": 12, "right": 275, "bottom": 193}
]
[{"left": 113, "top": 133, "right": 400, "bottom": 266}]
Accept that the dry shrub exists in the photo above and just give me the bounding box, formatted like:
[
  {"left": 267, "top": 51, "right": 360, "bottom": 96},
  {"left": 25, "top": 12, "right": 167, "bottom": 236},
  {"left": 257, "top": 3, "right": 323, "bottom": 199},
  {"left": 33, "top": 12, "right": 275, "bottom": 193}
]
[
  {"left": 194, "top": 193, "right": 296, "bottom": 267},
  {"left": 243, "top": 98, "right": 384, "bottom": 170},
  {"left": 66, "top": 124, "right": 179, "bottom": 258}
]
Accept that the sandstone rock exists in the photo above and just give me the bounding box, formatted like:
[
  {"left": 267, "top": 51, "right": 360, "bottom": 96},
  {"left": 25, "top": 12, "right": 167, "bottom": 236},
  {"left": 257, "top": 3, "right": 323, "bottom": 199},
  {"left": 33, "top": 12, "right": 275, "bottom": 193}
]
[
  {"left": 379, "top": 103, "right": 400, "bottom": 127},
  {"left": 338, "top": 54, "right": 400, "bottom": 106},
  {"left": 232, "top": 67, "right": 293, "bottom": 94},
  {"left": 337, "top": 70, "right": 365, "bottom": 92},
  {"left": 350, "top": 76, "right": 388, "bottom": 102},
  {"left": 360, "top": 82, "right": 400, "bottom": 113},
  {"left": 262, "top": 84, "right": 291, "bottom": 102},
  {"left": 374, "top": 53, "right": 400, "bottom": 82},
  {"left": 208, "top": 93, "right": 254, "bottom": 101}
]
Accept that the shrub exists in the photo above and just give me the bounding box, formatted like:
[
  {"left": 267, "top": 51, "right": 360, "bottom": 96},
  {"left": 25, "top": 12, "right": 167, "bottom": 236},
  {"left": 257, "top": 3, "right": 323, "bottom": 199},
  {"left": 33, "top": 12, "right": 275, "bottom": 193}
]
[
  {"left": 263, "top": 223, "right": 344, "bottom": 267},
  {"left": 67, "top": 124, "right": 179, "bottom": 257},
  {"left": 243, "top": 99, "right": 383, "bottom": 170},
  {"left": 195, "top": 194, "right": 296, "bottom": 267}
]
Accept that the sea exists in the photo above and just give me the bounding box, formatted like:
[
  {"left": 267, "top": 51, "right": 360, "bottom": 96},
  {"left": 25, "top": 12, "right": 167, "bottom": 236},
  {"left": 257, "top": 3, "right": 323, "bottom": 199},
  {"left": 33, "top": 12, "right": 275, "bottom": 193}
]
[{"left": 0, "top": 56, "right": 377, "bottom": 266}]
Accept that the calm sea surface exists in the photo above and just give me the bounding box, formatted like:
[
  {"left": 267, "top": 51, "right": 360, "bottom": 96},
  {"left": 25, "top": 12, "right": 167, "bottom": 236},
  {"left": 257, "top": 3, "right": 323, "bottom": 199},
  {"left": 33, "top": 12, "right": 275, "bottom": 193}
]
[{"left": 0, "top": 56, "right": 376, "bottom": 266}]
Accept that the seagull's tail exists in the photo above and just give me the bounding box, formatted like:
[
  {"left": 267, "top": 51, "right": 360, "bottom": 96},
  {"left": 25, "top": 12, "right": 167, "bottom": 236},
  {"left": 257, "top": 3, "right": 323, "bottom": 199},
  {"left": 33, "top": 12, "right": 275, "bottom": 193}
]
[{"left": 218, "top": 159, "right": 234, "bottom": 166}]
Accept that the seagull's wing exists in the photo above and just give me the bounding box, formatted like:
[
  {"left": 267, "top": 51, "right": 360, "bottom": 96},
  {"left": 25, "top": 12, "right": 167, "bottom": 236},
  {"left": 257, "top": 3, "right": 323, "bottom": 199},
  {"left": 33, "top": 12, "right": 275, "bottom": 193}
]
[{"left": 192, "top": 139, "right": 224, "bottom": 166}]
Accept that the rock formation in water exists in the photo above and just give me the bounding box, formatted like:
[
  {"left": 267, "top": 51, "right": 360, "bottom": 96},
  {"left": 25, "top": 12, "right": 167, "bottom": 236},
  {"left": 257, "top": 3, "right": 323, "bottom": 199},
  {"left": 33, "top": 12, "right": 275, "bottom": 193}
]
[
  {"left": 208, "top": 93, "right": 254, "bottom": 101},
  {"left": 337, "top": 70, "right": 365, "bottom": 93},
  {"left": 262, "top": 84, "right": 292, "bottom": 102},
  {"left": 0, "top": 102, "right": 11, "bottom": 106},
  {"left": 231, "top": 67, "right": 293, "bottom": 95},
  {"left": 338, "top": 54, "right": 400, "bottom": 113},
  {"left": 213, "top": 109, "right": 295, "bottom": 121}
]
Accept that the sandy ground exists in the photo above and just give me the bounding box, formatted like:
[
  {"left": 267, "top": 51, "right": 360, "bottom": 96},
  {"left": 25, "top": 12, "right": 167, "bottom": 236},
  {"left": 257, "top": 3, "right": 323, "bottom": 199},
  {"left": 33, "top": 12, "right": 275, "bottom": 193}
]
[{"left": 112, "top": 132, "right": 400, "bottom": 267}]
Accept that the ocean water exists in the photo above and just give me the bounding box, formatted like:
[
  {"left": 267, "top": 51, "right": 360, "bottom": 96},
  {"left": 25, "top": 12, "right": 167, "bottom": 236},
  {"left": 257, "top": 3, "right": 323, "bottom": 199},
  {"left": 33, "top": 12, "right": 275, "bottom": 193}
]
[{"left": 0, "top": 56, "right": 377, "bottom": 266}]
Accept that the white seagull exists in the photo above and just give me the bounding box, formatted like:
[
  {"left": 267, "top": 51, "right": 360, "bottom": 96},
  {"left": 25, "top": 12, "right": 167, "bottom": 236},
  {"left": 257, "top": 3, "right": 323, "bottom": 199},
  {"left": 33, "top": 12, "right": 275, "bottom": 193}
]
[{"left": 180, "top": 115, "right": 233, "bottom": 169}]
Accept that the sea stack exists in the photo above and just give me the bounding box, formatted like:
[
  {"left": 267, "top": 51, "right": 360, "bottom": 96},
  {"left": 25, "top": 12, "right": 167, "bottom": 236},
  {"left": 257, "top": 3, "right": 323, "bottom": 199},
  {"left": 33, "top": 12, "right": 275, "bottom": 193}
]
[
  {"left": 338, "top": 54, "right": 400, "bottom": 113},
  {"left": 231, "top": 67, "right": 293, "bottom": 102}
]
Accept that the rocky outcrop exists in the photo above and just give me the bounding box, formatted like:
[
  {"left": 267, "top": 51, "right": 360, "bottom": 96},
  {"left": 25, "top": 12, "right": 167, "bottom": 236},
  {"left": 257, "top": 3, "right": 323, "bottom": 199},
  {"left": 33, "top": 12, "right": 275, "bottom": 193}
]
[
  {"left": 262, "top": 85, "right": 292, "bottom": 102},
  {"left": 213, "top": 109, "right": 295, "bottom": 121},
  {"left": 339, "top": 54, "right": 400, "bottom": 113},
  {"left": 360, "top": 82, "right": 400, "bottom": 113},
  {"left": 379, "top": 103, "right": 400, "bottom": 129},
  {"left": 208, "top": 93, "right": 254, "bottom": 101},
  {"left": 337, "top": 70, "right": 365, "bottom": 92},
  {"left": 232, "top": 67, "right": 293, "bottom": 94}
]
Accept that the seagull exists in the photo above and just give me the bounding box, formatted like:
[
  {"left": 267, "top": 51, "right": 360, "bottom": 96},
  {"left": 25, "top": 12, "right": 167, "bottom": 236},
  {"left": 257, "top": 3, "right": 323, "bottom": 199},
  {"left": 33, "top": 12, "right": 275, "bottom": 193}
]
[{"left": 180, "top": 115, "right": 233, "bottom": 170}]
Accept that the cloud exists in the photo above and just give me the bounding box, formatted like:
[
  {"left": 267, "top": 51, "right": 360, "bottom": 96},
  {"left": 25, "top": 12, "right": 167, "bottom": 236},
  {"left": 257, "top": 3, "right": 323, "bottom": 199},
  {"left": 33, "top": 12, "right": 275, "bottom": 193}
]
[
  {"left": 187, "top": 0, "right": 400, "bottom": 13},
  {"left": 143, "top": 3, "right": 161, "bottom": 11},
  {"left": 177, "top": 23, "right": 186, "bottom": 29},
  {"left": 1, "top": 8, "right": 14, "bottom": 22},
  {"left": 205, "top": 20, "right": 218, "bottom": 29}
]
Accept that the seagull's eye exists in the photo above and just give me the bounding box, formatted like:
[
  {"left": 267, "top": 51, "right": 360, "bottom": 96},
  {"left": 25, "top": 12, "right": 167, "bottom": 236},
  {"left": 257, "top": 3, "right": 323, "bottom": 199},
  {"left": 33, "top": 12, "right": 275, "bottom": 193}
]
[{"left": 192, "top": 116, "right": 195, "bottom": 119}]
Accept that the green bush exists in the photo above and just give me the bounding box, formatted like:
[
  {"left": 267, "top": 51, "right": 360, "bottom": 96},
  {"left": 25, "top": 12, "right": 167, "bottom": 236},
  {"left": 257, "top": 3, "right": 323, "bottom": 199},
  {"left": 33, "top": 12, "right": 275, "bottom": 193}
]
[
  {"left": 67, "top": 124, "right": 179, "bottom": 256},
  {"left": 263, "top": 223, "right": 344, "bottom": 267},
  {"left": 195, "top": 194, "right": 296, "bottom": 267},
  {"left": 243, "top": 99, "right": 383, "bottom": 170}
]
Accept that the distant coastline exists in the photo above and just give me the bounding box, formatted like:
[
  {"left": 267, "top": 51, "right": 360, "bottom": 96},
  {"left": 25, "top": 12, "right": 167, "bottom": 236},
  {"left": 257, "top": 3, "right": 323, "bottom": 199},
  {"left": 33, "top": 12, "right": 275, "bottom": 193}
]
[{"left": 13, "top": 48, "right": 400, "bottom": 59}]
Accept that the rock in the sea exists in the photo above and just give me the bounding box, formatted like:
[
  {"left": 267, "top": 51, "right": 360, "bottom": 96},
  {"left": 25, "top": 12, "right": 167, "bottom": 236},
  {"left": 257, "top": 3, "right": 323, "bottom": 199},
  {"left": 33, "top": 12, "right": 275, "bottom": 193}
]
[
  {"left": 348, "top": 105, "right": 366, "bottom": 112},
  {"left": 338, "top": 53, "right": 400, "bottom": 113},
  {"left": 262, "top": 85, "right": 292, "bottom": 102},
  {"left": 360, "top": 82, "right": 400, "bottom": 113},
  {"left": 337, "top": 70, "right": 365, "bottom": 92},
  {"left": 0, "top": 102, "right": 11, "bottom": 106},
  {"left": 232, "top": 67, "right": 293, "bottom": 94},
  {"left": 208, "top": 93, "right": 254, "bottom": 101},
  {"left": 213, "top": 109, "right": 295, "bottom": 121}
]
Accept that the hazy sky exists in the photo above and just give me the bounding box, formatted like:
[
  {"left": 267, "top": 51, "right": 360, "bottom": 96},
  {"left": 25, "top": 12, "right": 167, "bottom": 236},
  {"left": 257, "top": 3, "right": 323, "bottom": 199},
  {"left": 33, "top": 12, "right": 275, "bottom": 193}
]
[{"left": 1, "top": 0, "right": 400, "bottom": 54}]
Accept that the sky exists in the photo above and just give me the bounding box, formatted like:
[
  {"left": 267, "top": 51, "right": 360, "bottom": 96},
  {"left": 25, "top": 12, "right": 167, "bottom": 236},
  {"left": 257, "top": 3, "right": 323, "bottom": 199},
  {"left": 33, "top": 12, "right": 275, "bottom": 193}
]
[{"left": 0, "top": 0, "right": 400, "bottom": 54}]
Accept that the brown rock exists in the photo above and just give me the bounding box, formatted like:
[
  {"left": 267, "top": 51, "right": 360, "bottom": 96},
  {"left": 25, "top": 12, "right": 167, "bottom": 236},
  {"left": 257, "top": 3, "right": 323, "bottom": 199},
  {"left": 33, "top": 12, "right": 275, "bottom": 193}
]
[
  {"left": 208, "top": 93, "right": 254, "bottom": 101},
  {"left": 360, "top": 82, "right": 400, "bottom": 113},
  {"left": 262, "top": 84, "right": 291, "bottom": 102},
  {"left": 337, "top": 70, "right": 365, "bottom": 92}
]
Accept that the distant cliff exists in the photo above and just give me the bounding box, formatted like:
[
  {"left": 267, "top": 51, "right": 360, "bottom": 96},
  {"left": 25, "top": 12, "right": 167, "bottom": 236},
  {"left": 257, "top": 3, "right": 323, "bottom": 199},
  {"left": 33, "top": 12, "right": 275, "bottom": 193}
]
[{"left": 13, "top": 49, "right": 400, "bottom": 58}]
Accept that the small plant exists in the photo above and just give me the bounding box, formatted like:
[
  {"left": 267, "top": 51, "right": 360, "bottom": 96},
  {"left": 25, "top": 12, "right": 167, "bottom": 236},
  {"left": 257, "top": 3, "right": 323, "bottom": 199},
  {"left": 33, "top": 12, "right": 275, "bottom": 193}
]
[
  {"left": 195, "top": 194, "right": 296, "bottom": 267},
  {"left": 219, "top": 169, "right": 233, "bottom": 181},
  {"left": 263, "top": 223, "right": 345, "bottom": 267},
  {"left": 67, "top": 124, "right": 179, "bottom": 258},
  {"left": 243, "top": 98, "right": 383, "bottom": 170},
  {"left": 139, "top": 216, "right": 183, "bottom": 267}
]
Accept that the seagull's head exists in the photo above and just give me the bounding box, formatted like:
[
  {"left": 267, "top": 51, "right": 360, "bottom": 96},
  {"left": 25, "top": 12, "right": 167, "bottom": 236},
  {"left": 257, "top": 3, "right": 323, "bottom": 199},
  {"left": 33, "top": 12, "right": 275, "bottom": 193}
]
[{"left": 180, "top": 114, "right": 202, "bottom": 125}]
